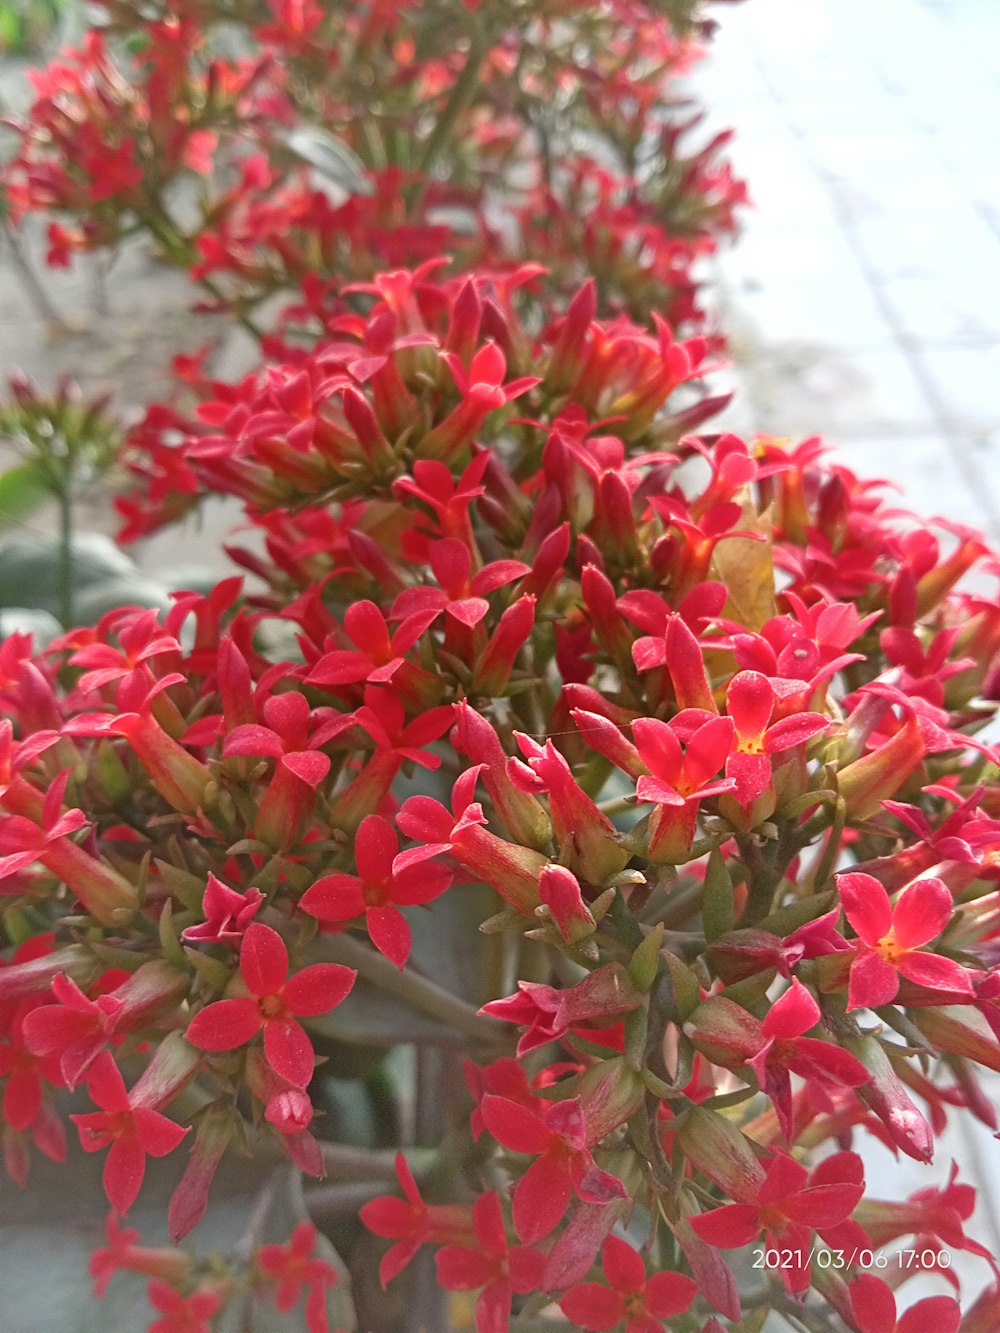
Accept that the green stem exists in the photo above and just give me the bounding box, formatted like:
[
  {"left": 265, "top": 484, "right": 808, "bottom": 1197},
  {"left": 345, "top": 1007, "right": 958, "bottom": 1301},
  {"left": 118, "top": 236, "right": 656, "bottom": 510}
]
[
  {"left": 313, "top": 932, "right": 508, "bottom": 1046},
  {"left": 811, "top": 797, "right": 847, "bottom": 891},
  {"left": 405, "top": 17, "right": 487, "bottom": 211},
  {"left": 57, "top": 482, "right": 73, "bottom": 628},
  {"left": 319, "top": 1141, "right": 438, "bottom": 1181}
]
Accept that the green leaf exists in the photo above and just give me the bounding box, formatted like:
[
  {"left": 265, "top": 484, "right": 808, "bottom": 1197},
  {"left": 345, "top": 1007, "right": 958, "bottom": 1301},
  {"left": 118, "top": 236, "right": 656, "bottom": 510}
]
[
  {"left": 0, "top": 459, "right": 52, "bottom": 531},
  {"left": 281, "top": 127, "right": 373, "bottom": 196},
  {"left": 702, "top": 847, "right": 735, "bottom": 943}
]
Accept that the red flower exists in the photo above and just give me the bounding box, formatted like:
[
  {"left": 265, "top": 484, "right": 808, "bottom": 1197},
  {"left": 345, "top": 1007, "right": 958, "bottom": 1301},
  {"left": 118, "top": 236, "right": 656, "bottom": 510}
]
[
  {"left": 89, "top": 1212, "right": 190, "bottom": 1299},
  {"left": 749, "top": 979, "right": 870, "bottom": 1141},
  {"left": 689, "top": 1152, "right": 865, "bottom": 1293},
  {"left": 480, "top": 1094, "right": 627, "bottom": 1243},
  {"left": 360, "top": 1151, "right": 474, "bottom": 1286},
  {"left": 434, "top": 1191, "right": 545, "bottom": 1333},
  {"left": 390, "top": 539, "right": 529, "bottom": 629},
  {"left": 181, "top": 873, "right": 264, "bottom": 946},
  {"left": 21, "top": 973, "right": 123, "bottom": 1089},
  {"left": 185, "top": 922, "right": 356, "bottom": 1087},
  {"left": 559, "top": 1235, "right": 696, "bottom": 1332},
  {"left": 300, "top": 814, "right": 451, "bottom": 968},
  {"left": 837, "top": 872, "right": 972, "bottom": 1011},
  {"left": 70, "top": 1052, "right": 189, "bottom": 1213},
  {"left": 480, "top": 964, "right": 642, "bottom": 1057},
  {"left": 256, "top": 1222, "right": 337, "bottom": 1333},
  {"left": 147, "top": 1279, "right": 222, "bottom": 1333},
  {"left": 721, "top": 669, "right": 829, "bottom": 808},
  {"left": 848, "top": 1274, "right": 959, "bottom": 1333}
]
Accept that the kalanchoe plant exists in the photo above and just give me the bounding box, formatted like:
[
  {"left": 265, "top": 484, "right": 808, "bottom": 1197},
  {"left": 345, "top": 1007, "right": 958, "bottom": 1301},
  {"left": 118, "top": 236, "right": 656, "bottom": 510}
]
[
  {"left": 0, "top": 0, "right": 747, "bottom": 344},
  {"left": 3, "top": 251, "right": 1000, "bottom": 1331},
  {"left": 4, "top": 2, "right": 1000, "bottom": 1333}
]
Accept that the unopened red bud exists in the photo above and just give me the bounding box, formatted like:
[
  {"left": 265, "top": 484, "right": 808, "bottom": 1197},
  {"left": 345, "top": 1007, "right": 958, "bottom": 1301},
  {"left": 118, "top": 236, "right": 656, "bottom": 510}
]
[
  {"left": 266, "top": 1088, "right": 314, "bottom": 1134},
  {"left": 676, "top": 1107, "right": 766, "bottom": 1203},
  {"left": 538, "top": 864, "right": 595, "bottom": 944},
  {"left": 577, "top": 1057, "right": 646, "bottom": 1142},
  {"left": 684, "top": 996, "right": 763, "bottom": 1069}
]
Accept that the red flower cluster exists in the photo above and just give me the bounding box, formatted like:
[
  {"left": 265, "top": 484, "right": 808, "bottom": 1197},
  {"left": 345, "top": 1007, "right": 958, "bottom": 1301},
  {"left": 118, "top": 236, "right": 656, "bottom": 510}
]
[{"left": 2, "top": 2, "right": 1000, "bottom": 1332}]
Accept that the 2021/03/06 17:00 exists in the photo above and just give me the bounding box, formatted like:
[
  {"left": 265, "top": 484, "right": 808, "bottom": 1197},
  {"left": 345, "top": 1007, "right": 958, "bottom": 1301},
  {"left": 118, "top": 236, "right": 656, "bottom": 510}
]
[{"left": 751, "top": 1247, "right": 953, "bottom": 1271}]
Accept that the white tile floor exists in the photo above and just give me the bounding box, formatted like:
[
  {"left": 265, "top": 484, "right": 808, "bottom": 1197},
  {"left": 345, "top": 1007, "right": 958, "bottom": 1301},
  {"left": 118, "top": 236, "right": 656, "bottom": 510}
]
[{"left": 694, "top": 0, "right": 1000, "bottom": 1307}]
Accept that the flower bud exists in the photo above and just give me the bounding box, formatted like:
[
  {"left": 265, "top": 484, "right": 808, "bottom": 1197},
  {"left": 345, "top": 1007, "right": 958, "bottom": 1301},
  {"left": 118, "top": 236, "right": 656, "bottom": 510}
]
[
  {"left": 676, "top": 1107, "right": 766, "bottom": 1203},
  {"left": 684, "top": 996, "right": 763, "bottom": 1069}
]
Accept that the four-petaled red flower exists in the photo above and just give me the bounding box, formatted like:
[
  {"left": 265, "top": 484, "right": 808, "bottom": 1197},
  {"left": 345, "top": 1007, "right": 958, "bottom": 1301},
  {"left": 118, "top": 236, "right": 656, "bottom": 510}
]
[
  {"left": 434, "top": 1191, "right": 545, "bottom": 1333},
  {"left": 360, "top": 1151, "right": 474, "bottom": 1286},
  {"left": 147, "top": 1279, "right": 222, "bottom": 1333},
  {"left": 480, "top": 1094, "right": 627, "bottom": 1243},
  {"left": 300, "top": 813, "right": 452, "bottom": 968},
  {"left": 70, "top": 1051, "right": 189, "bottom": 1214},
  {"left": 559, "top": 1235, "right": 697, "bottom": 1333},
  {"left": 185, "top": 922, "right": 356, "bottom": 1087},
  {"left": 689, "top": 1151, "right": 865, "bottom": 1293},
  {"left": 837, "top": 872, "right": 973, "bottom": 1011},
  {"left": 256, "top": 1222, "right": 338, "bottom": 1333}
]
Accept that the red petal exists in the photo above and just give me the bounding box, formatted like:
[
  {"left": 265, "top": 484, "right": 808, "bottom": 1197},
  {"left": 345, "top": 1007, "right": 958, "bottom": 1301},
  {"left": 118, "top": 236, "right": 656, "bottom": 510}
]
[
  {"left": 133, "top": 1107, "right": 189, "bottom": 1157},
  {"left": 558, "top": 1286, "right": 624, "bottom": 1331},
  {"left": 726, "top": 671, "right": 773, "bottom": 738},
  {"left": 284, "top": 963, "right": 356, "bottom": 1016},
  {"left": 3, "top": 1068, "right": 40, "bottom": 1130},
  {"left": 435, "top": 1245, "right": 492, "bottom": 1291},
  {"left": 240, "top": 923, "right": 288, "bottom": 997},
  {"left": 632, "top": 718, "right": 681, "bottom": 782},
  {"left": 760, "top": 1153, "right": 808, "bottom": 1204},
  {"left": 781, "top": 1181, "right": 864, "bottom": 1228},
  {"left": 897, "top": 951, "right": 973, "bottom": 995},
  {"left": 345, "top": 600, "right": 391, "bottom": 654},
  {"left": 838, "top": 872, "right": 892, "bottom": 945},
  {"left": 684, "top": 716, "right": 736, "bottom": 787},
  {"left": 480, "top": 1095, "right": 552, "bottom": 1154},
  {"left": 898, "top": 1296, "right": 960, "bottom": 1333},
  {"left": 763, "top": 712, "right": 829, "bottom": 753},
  {"left": 355, "top": 814, "right": 398, "bottom": 882},
  {"left": 850, "top": 1274, "right": 896, "bottom": 1333},
  {"left": 787, "top": 1040, "right": 870, "bottom": 1088},
  {"left": 601, "top": 1234, "right": 645, "bottom": 1293},
  {"left": 104, "top": 1134, "right": 146, "bottom": 1214},
  {"left": 281, "top": 751, "right": 330, "bottom": 786},
  {"left": 391, "top": 861, "right": 452, "bottom": 905},
  {"left": 891, "top": 877, "right": 953, "bottom": 949},
  {"left": 645, "top": 1270, "right": 697, "bottom": 1317},
  {"left": 688, "top": 1205, "right": 760, "bottom": 1248},
  {"left": 186, "top": 998, "right": 261, "bottom": 1052},
  {"left": 847, "top": 950, "right": 899, "bottom": 1011},
  {"left": 763, "top": 979, "right": 819, "bottom": 1040},
  {"left": 367, "top": 906, "right": 412, "bottom": 969},
  {"left": 85, "top": 1051, "right": 131, "bottom": 1111},
  {"left": 224, "top": 724, "right": 284, "bottom": 759},
  {"left": 299, "top": 875, "right": 366, "bottom": 922},
  {"left": 513, "top": 1155, "right": 571, "bottom": 1243},
  {"left": 378, "top": 1237, "right": 421, "bottom": 1287},
  {"left": 447, "top": 598, "right": 490, "bottom": 628},
  {"left": 264, "top": 1018, "right": 314, "bottom": 1088},
  {"left": 726, "top": 751, "right": 771, "bottom": 806},
  {"left": 635, "top": 775, "right": 685, "bottom": 806}
]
